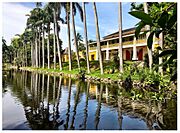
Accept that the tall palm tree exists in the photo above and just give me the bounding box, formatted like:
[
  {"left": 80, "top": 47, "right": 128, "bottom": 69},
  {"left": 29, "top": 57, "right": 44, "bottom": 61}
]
[
  {"left": 26, "top": 9, "right": 37, "bottom": 67},
  {"left": 53, "top": 20, "right": 57, "bottom": 70},
  {"left": 143, "top": 2, "right": 153, "bottom": 71},
  {"left": 51, "top": 3, "right": 64, "bottom": 71},
  {"left": 44, "top": 4, "right": 53, "bottom": 69},
  {"left": 26, "top": 6, "right": 44, "bottom": 68},
  {"left": 71, "top": 2, "right": 83, "bottom": 71},
  {"left": 118, "top": 3, "right": 123, "bottom": 73},
  {"left": 82, "top": 2, "right": 90, "bottom": 74},
  {"left": 42, "top": 23, "right": 45, "bottom": 68},
  {"left": 93, "top": 2, "right": 104, "bottom": 74},
  {"left": 48, "top": 3, "right": 57, "bottom": 70},
  {"left": 64, "top": 2, "right": 72, "bottom": 71}
]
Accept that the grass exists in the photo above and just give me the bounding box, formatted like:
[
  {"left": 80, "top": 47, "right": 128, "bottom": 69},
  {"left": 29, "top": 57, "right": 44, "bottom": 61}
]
[{"left": 20, "top": 60, "right": 171, "bottom": 85}]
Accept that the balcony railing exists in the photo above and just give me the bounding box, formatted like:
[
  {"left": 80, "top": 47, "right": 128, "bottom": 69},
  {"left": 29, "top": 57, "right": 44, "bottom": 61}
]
[
  {"left": 123, "top": 41, "right": 134, "bottom": 45},
  {"left": 136, "top": 39, "right": 146, "bottom": 44},
  {"left": 89, "top": 39, "right": 148, "bottom": 50}
]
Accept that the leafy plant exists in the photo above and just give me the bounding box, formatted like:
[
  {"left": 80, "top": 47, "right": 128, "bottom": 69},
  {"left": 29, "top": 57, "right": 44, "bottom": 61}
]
[{"left": 129, "top": 2, "right": 177, "bottom": 81}]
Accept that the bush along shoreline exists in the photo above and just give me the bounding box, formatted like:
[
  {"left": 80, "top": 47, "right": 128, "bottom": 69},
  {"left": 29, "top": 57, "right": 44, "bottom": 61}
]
[{"left": 18, "top": 65, "right": 176, "bottom": 99}]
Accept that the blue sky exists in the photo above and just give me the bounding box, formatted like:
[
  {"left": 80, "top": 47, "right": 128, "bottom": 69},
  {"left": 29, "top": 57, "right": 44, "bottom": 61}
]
[{"left": 2, "top": 2, "right": 140, "bottom": 49}]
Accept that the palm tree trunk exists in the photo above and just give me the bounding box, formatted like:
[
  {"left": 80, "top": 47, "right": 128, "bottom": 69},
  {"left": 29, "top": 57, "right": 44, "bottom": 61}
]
[
  {"left": 25, "top": 42, "right": 27, "bottom": 66},
  {"left": 23, "top": 42, "right": 25, "bottom": 67},
  {"left": 33, "top": 41, "right": 36, "bottom": 67},
  {"left": 71, "top": 2, "right": 81, "bottom": 71},
  {"left": 93, "top": 2, "right": 104, "bottom": 74},
  {"left": 82, "top": 2, "right": 90, "bottom": 74},
  {"left": 35, "top": 31, "right": 38, "bottom": 67},
  {"left": 47, "top": 23, "right": 50, "bottom": 69},
  {"left": 53, "top": 22, "right": 56, "bottom": 70},
  {"left": 53, "top": 8, "right": 62, "bottom": 71},
  {"left": 159, "top": 32, "right": 163, "bottom": 75},
  {"left": 144, "top": 2, "right": 153, "bottom": 71},
  {"left": 118, "top": 3, "right": 123, "bottom": 73},
  {"left": 42, "top": 25, "right": 45, "bottom": 69},
  {"left": 31, "top": 41, "right": 33, "bottom": 66},
  {"left": 38, "top": 28, "right": 41, "bottom": 67},
  {"left": 67, "top": 10, "right": 72, "bottom": 71}
]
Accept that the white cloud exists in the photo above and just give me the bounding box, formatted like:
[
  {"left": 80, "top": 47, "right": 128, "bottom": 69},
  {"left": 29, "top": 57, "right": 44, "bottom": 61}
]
[
  {"left": 2, "top": 2, "right": 77, "bottom": 51},
  {"left": 2, "top": 2, "right": 32, "bottom": 45}
]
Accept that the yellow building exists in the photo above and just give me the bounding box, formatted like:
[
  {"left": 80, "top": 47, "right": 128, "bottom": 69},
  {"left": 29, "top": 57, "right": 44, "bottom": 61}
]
[
  {"left": 62, "top": 47, "right": 69, "bottom": 62},
  {"left": 89, "top": 27, "right": 159, "bottom": 61},
  {"left": 62, "top": 27, "right": 159, "bottom": 62}
]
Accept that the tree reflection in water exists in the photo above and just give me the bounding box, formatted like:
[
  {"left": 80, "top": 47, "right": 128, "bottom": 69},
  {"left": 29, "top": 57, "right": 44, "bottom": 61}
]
[
  {"left": 70, "top": 81, "right": 81, "bottom": 129},
  {"left": 24, "top": 74, "right": 64, "bottom": 129},
  {"left": 2, "top": 70, "right": 177, "bottom": 130},
  {"left": 95, "top": 84, "right": 103, "bottom": 129},
  {"left": 64, "top": 78, "right": 72, "bottom": 130}
]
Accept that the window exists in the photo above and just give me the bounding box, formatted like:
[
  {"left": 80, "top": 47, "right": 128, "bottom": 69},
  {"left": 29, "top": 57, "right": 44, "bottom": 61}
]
[
  {"left": 129, "top": 36, "right": 134, "bottom": 41},
  {"left": 91, "top": 55, "right": 95, "bottom": 60}
]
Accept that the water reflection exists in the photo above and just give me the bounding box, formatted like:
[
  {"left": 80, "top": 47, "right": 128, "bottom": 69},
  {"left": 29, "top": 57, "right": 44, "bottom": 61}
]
[{"left": 2, "top": 70, "right": 177, "bottom": 130}]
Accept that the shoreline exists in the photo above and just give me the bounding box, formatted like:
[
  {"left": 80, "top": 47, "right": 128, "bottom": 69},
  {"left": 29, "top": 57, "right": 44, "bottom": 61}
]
[{"left": 18, "top": 67, "right": 159, "bottom": 90}]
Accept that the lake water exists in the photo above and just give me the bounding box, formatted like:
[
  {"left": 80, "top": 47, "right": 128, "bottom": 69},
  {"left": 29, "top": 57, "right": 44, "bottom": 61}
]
[{"left": 2, "top": 70, "right": 177, "bottom": 130}]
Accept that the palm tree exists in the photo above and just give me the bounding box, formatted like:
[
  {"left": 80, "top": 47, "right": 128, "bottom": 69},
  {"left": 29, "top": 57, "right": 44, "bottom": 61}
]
[
  {"left": 51, "top": 3, "right": 64, "bottom": 71},
  {"left": 26, "top": 6, "right": 44, "bottom": 68},
  {"left": 42, "top": 22, "right": 45, "bottom": 68},
  {"left": 71, "top": 2, "right": 83, "bottom": 71},
  {"left": 63, "top": 2, "right": 72, "bottom": 71},
  {"left": 53, "top": 19, "right": 57, "bottom": 70},
  {"left": 143, "top": 2, "right": 153, "bottom": 71},
  {"left": 44, "top": 4, "right": 53, "bottom": 69},
  {"left": 82, "top": 2, "right": 90, "bottom": 74},
  {"left": 118, "top": 3, "right": 123, "bottom": 73},
  {"left": 93, "top": 2, "right": 104, "bottom": 74}
]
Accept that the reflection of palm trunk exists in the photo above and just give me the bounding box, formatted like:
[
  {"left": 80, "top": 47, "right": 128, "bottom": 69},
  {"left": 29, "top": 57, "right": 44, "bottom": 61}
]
[
  {"left": 46, "top": 75, "right": 50, "bottom": 118},
  {"left": 32, "top": 73, "right": 36, "bottom": 114},
  {"left": 105, "top": 85, "right": 109, "bottom": 104},
  {"left": 38, "top": 74, "right": 41, "bottom": 111},
  {"left": 70, "top": 81, "right": 80, "bottom": 129},
  {"left": 53, "top": 76, "right": 56, "bottom": 106},
  {"left": 31, "top": 73, "right": 33, "bottom": 93},
  {"left": 64, "top": 78, "right": 72, "bottom": 130},
  {"left": 41, "top": 74, "right": 45, "bottom": 119},
  {"left": 34, "top": 73, "right": 38, "bottom": 110},
  {"left": 83, "top": 81, "right": 90, "bottom": 129},
  {"left": 56, "top": 76, "right": 62, "bottom": 120},
  {"left": 53, "top": 76, "right": 56, "bottom": 127},
  {"left": 117, "top": 95, "right": 123, "bottom": 130},
  {"left": 95, "top": 84, "right": 103, "bottom": 129}
]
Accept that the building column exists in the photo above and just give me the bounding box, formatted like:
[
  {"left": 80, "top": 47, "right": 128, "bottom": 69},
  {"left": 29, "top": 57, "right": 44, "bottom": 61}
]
[
  {"left": 96, "top": 48, "right": 98, "bottom": 60},
  {"left": 132, "top": 36, "right": 138, "bottom": 60},
  {"left": 106, "top": 41, "right": 109, "bottom": 60},
  {"left": 152, "top": 34, "right": 156, "bottom": 51}
]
